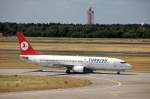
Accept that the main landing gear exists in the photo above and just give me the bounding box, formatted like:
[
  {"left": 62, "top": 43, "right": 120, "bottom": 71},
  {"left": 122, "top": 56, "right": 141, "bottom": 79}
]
[
  {"left": 117, "top": 71, "right": 120, "bottom": 75},
  {"left": 66, "top": 69, "right": 71, "bottom": 74}
]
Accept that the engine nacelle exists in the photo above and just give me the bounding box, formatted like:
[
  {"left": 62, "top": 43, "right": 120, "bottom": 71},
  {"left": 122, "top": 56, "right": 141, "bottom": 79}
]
[
  {"left": 72, "top": 66, "right": 93, "bottom": 73},
  {"left": 72, "top": 66, "right": 84, "bottom": 72}
]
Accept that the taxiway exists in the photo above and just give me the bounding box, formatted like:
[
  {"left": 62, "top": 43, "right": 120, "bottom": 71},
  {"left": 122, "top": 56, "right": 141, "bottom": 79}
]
[{"left": 0, "top": 69, "right": 149, "bottom": 99}]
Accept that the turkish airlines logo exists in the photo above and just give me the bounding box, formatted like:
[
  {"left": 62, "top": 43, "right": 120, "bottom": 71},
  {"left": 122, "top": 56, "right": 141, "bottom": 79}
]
[{"left": 21, "top": 41, "right": 29, "bottom": 51}]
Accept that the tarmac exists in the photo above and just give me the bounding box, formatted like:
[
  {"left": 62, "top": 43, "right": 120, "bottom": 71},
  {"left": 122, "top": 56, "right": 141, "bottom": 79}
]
[{"left": 0, "top": 69, "right": 150, "bottom": 99}]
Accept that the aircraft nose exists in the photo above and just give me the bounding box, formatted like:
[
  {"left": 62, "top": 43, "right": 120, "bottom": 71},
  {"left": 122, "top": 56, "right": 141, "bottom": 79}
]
[{"left": 126, "top": 63, "right": 132, "bottom": 69}]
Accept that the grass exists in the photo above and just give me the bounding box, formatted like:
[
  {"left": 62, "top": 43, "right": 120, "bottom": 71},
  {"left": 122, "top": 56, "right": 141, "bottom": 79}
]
[
  {"left": 1, "top": 37, "right": 150, "bottom": 52},
  {"left": 1, "top": 36, "right": 150, "bottom": 43},
  {"left": 104, "top": 55, "right": 150, "bottom": 72},
  {"left": 0, "top": 41, "right": 150, "bottom": 52},
  {"left": 1, "top": 37, "right": 149, "bottom": 92},
  {"left": 0, "top": 75, "right": 91, "bottom": 92},
  {"left": 0, "top": 37, "right": 150, "bottom": 72},
  {"left": 0, "top": 51, "right": 43, "bottom": 69},
  {"left": 0, "top": 50, "right": 150, "bottom": 72}
]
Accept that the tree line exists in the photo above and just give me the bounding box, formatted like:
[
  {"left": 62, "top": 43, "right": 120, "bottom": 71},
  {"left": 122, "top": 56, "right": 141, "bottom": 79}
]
[{"left": 0, "top": 22, "right": 150, "bottom": 38}]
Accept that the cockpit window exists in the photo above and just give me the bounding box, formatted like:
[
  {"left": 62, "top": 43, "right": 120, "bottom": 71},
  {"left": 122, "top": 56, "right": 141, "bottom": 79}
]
[{"left": 120, "top": 61, "right": 127, "bottom": 64}]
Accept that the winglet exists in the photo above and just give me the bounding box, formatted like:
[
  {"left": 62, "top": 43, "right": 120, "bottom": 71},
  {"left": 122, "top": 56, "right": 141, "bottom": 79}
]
[{"left": 17, "top": 32, "right": 41, "bottom": 55}]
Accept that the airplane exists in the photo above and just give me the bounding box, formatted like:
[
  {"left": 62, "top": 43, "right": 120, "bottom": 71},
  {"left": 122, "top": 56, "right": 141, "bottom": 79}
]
[{"left": 17, "top": 32, "right": 132, "bottom": 74}]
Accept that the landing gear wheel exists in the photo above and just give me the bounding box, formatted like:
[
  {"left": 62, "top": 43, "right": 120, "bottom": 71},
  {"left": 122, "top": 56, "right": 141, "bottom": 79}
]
[
  {"left": 117, "top": 71, "right": 120, "bottom": 75},
  {"left": 66, "top": 69, "right": 71, "bottom": 74}
]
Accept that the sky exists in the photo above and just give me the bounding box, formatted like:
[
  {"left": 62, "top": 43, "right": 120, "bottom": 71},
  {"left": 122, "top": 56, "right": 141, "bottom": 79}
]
[{"left": 0, "top": 0, "right": 150, "bottom": 24}]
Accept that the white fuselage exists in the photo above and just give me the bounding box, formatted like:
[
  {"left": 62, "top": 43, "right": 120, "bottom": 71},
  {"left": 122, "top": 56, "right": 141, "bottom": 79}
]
[{"left": 20, "top": 55, "right": 131, "bottom": 71}]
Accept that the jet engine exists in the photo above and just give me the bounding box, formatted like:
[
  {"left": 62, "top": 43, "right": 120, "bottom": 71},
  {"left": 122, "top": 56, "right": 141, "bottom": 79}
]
[{"left": 72, "top": 66, "right": 93, "bottom": 73}]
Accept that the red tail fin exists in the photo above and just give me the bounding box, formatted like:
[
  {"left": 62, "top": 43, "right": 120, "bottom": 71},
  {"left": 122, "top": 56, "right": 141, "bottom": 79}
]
[{"left": 17, "top": 32, "right": 41, "bottom": 55}]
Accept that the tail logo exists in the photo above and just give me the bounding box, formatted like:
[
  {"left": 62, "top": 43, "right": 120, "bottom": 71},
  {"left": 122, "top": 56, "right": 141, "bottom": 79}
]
[{"left": 21, "top": 41, "right": 29, "bottom": 51}]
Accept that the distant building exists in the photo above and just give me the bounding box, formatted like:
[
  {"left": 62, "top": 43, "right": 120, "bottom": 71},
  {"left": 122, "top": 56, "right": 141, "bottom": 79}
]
[
  {"left": 141, "top": 22, "right": 145, "bottom": 26},
  {"left": 86, "top": 7, "right": 94, "bottom": 25},
  {"left": 140, "top": 22, "right": 146, "bottom": 31}
]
